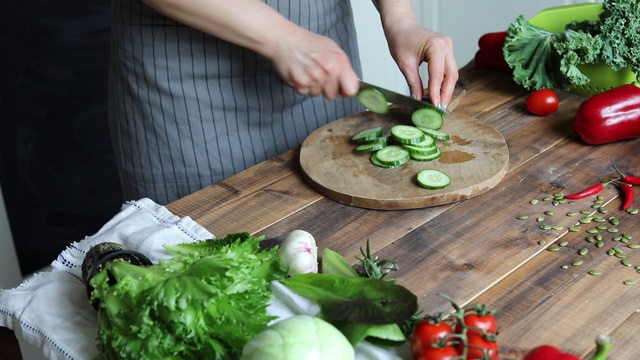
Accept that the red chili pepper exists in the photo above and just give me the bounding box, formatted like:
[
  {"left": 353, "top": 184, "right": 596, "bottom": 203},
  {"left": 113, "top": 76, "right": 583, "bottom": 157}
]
[
  {"left": 620, "top": 182, "right": 635, "bottom": 211},
  {"left": 612, "top": 161, "right": 640, "bottom": 186},
  {"left": 523, "top": 345, "right": 579, "bottom": 360},
  {"left": 573, "top": 84, "right": 640, "bottom": 145},
  {"left": 564, "top": 183, "right": 608, "bottom": 200}
]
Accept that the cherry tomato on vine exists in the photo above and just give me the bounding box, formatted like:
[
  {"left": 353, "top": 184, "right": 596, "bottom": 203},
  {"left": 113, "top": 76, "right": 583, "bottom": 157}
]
[
  {"left": 414, "top": 344, "right": 459, "bottom": 360},
  {"left": 411, "top": 319, "right": 454, "bottom": 359},
  {"left": 455, "top": 307, "right": 498, "bottom": 338},
  {"left": 526, "top": 89, "right": 559, "bottom": 116},
  {"left": 464, "top": 333, "right": 499, "bottom": 360}
]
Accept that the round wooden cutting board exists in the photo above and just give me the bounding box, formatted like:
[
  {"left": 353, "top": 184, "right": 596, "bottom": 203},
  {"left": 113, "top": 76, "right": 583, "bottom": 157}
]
[{"left": 299, "top": 109, "right": 509, "bottom": 210}]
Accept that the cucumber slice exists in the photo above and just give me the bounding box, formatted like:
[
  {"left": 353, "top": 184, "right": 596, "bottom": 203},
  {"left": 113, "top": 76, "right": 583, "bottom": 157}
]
[
  {"left": 359, "top": 135, "right": 390, "bottom": 145},
  {"left": 412, "top": 107, "right": 444, "bottom": 130},
  {"left": 416, "top": 169, "right": 451, "bottom": 189},
  {"left": 411, "top": 136, "right": 435, "bottom": 148},
  {"left": 391, "top": 125, "right": 426, "bottom": 144},
  {"left": 358, "top": 88, "right": 389, "bottom": 114},
  {"left": 370, "top": 153, "right": 401, "bottom": 168},
  {"left": 419, "top": 127, "right": 450, "bottom": 141},
  {"left": 355, "top": 141, "right": 387, "bottom": 153},
  {"left": 410, "top": 147, "right": 441, "bottom": 161},
  {"left": 402, "top": 144, "right": 439, "bottom": 156},
  {"left": 374, "top": 145, "right": 410, "bottom": 166},
  {"left": 352, "top": 127, "right": 383, "bottom": 143}
]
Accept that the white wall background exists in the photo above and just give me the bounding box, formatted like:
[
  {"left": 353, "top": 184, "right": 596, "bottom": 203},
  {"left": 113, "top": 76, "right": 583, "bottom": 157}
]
[{"left": 351, "top": 0, "right": 602, "bottom": 94}]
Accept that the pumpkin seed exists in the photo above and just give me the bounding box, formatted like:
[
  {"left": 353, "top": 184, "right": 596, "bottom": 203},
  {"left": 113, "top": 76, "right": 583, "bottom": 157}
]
[
  {"left": 540, "top": 225, "right": 553, "bottom": 230},
  {"left": 615, "top": 252, "right": 626, "bottom": 259},
  {"left": 569, "top": 225, "right": 581, "bottom": 232},
  {"left": 628, "top": 208, "right": 639, "bottom": 214},
  {"left": 623, "top": 279, "right": 638, "bottom": 285},
  {"left": 589, "top": 270, "right": 603, "bottom": 276},
  {"left": 598, "top": 207, "right": 608, "bottom": 214},
  {"left": 587, "top": 228, "right": 599, "bottom": 234},
  {"left": 613, "top": 236, "right": 623, "bottom": 242},
  {"left": 580, "top": 218, "right": 593, "bottom": 224},
  {"left": 566, "top": 211, "right": 578, "bottom": 217},
  {"left": 592, "top": 204, "right": 601, "bottom": 209},
  {"left": 607, "top": 249, "right": 617, "bottom": 256},
  {"left": 579, "top": 248, "right": 589, "bottom": 256},
  {"left": 628, "top": 244, "right": 640, "bottom": 249},
  {"left": 554, "top": 192, "right": 564, "bottom": 198},
  {"left": 585, "top": 236, "right": 595, "bottom": 243},
  {"left": 547, "top": 246, "right": 561, "bottom": 252},
  {"left": 537, "top": 217, "right": 545, "bottom": 222},
  {"left": 607, "top": 227, "right": 619, "bottom": 233},
  {"left": 596, "top": 241, "right": 605, "bottom": 248},
  {"left": 537, "top": 240, "right": 546, "bottom": 246},
  {"left": 561, "top": 264, "right": 569, "bottom": 269},
  {"left": 543, "top": 196, "right": 553, "bottom": 201},
  {"left": 530, "top": 199, "right": 539, "bottom": 205},
  {"left": 623, "top": 233, "right": 632, "bottom": 240},
  {"left": 609, "top": 217, "right": 620, "bottom": 226},
  {"left": 544, "top": 210, "right": 554, "bottom": 216},
  {"left": 594, "top": 216, "right": 606, "bottom": 223},
  {"left": 551, "top": 225, "right": 563, "bottom": 230},
  {"left": 553, "top": 201, "right": 560, "bottom": 206},
  {"left": 596, "top": 225, "right": 608, "bottom": 230},
  {"left": 580, "top": 210, "right": 592, "bottom": 214},
  {"left": 621, "top": 259, "right": 633, "bottom": 267},
  {"left": 595, "top": 234, "right": 603, "bottom": 241},
  {"left": 597, "top": 195, "right": 604, "bottom": 201},
  {"left": 572, "top": 260, "right": 584, "bottom": 266},
  {"left": 559, "top": 241, "right": 569, "bottom": 247},
  {"left": 613, "top": 247, "right": 623, "bottom": 253},
  {"left": 517, "top": 215, "right": 529, "bottom": 220}
]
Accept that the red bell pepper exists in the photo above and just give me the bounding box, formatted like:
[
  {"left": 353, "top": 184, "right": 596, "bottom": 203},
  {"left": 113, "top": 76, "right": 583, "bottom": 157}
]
[
  {"left": 573, "top": 84, "right": 640, "bottom": 145},
  {"left": 474, "top": 31, "right": 512, "bottom": 73}
]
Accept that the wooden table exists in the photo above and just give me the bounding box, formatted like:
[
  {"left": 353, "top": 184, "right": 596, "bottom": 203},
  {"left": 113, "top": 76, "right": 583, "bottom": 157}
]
[
  {"left": 166, "top": 64, "right": 640, "bottom": 359},
  {"left": 2, "top": 64, "right": 639, "bottom": 360}
]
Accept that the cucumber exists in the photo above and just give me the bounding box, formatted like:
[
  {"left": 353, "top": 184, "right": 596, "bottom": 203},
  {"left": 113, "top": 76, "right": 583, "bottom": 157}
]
[
  {"left": 374, "top": 145, "right": 410, "bottom": 166},
  {"left": 402, "top": 144, "right": 439, "bottom": 156},
  {"left": 416, "top": 169, "right": 451, "bottom": 189},
  {"left": 352, "top": 127, "right": 383, "bottom": 143},
  {"left": 410, "top": 147, "right": 441, "bottom": 161},
  {"left": 410, "top": 136, "right": 435, "bottom": 148},
  {"left": 355, "top": 141, "right": 387, "bottom": 153},
  {"left": 412, "top": 107, "right": 444, "bottom": 130},
  {"left": 358, "top": 88, "right": 389, "bottom": 114},
  {"left": 370, "top": 153, "right": 401, "bottom": 168},
  {"left": 390, "top": 125, "right": 426, "bottom": 144},
  {"left": 419, "top": 127, "right": 450, "bottom": 141}
]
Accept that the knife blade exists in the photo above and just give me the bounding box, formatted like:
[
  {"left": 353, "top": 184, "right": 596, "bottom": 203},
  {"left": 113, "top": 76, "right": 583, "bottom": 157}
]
[{"left": 358, "top": 80, "right": 445, "bottom": 114}]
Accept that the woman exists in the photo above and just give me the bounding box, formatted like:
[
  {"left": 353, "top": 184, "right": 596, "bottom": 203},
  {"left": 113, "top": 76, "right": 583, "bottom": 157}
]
[{"left": 108, "top": 0, "right": 458, "bottom": 204}]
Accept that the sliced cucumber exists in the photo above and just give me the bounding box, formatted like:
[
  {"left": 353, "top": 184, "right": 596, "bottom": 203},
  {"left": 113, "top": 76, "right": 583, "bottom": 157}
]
[
  {"left": 370, "top": 153, "right": 401, "bottom": 169},
  {"left": 351, "top": 127, "right": 383, "bottom": 143},
  {"left": 374, "top": 145, "right": 410, "bottom": 166},
  {"left": 416, "top": 169, "right": 451, "bottom": 189},
  {"left": 419, "top": 127, "right": 450, "bottom": 141},
  {"left": 359, "top": 135, "right": 390, "bottom": 144},
  {"left": 410, "top": 136, "right": 435, "bottom": 148},
  {"left": 390, "top": 125, "right": 426, "bottom": 144},
  {"left": 402, "top": 144, "right": 439, "bottom": 156},
  {"left": 355, "top": 141, "right": 387, "bottom": 153},
  {"left": 358, "top": 88, "right": 389, "bottom": 114},
  {"left": 412, "top": 107, "right": 444, "bottom": 130},
  {"left": 410, "top": 147, "right": 441, "bottom": 161}
]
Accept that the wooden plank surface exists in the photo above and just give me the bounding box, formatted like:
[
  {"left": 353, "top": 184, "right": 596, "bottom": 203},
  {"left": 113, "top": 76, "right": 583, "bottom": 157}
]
[
  {"left": 299, "top": 110, "right": 509, "bottom": 209},
  {"left": 172, "top": 64, "right": 640, "bottom": 358}
]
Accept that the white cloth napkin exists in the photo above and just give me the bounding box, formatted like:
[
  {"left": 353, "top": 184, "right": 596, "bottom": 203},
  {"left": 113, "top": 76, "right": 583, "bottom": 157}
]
[{"left": 0, "top": 198, "right": 410, "bottom": 360}]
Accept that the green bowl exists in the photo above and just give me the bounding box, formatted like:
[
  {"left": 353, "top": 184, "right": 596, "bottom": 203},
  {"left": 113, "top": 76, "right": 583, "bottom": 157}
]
[{"left": 530, "top": 3, "right": 637, "bottom": 97}]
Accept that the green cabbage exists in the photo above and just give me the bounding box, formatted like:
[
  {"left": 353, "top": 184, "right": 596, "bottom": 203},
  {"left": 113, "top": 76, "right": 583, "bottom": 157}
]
[
  {"left": 89, "top": 232, "right": 286, "bottom": 360},
  {"left": 240, "top": 315, "right": 355, "bottom": 360}
]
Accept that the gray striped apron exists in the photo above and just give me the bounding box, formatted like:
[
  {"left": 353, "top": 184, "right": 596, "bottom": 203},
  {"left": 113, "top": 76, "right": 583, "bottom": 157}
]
[{"left": 108, "top": 0, "right": 363, "bottom": 204}]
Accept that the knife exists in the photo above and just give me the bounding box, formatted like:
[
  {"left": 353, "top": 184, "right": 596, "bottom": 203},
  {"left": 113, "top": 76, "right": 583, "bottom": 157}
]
[{"left": 358, "top": 80, "right": 445, "bottom": 114}]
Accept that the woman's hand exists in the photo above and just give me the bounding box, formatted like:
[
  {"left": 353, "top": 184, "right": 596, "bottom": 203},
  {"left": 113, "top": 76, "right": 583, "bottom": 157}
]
[
  {"left": 379, "top": 0, "right": 459, "bottom": 109},
  {"left": 267, "top": 28, "right": 360, "bottom": 100}
]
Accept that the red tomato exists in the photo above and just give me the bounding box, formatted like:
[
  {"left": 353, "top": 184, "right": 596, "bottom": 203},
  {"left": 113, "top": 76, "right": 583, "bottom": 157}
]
[
  {"left": 411, "top": 320, "right": 454, "bottom": 359},
  {"left": 464, "top": 333, "right": 499, "bottom": 360},
  {"left": 455, "top": 310, "right": 498, "bottom": 337},
  {"left": 526, "top": 89, "right": 559, "bottom": 116},
  {"left": 415, "top": 345, "right": 459, "bottom": 360}
]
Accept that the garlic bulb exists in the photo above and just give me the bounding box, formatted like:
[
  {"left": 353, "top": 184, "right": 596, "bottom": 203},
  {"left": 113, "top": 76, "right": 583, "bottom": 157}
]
[{"left": 279, "top": 230, "right": 318, "bottom": 275}]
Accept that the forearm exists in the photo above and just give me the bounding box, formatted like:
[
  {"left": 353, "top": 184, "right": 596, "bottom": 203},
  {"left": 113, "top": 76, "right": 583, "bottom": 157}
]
[
  {"left": 377, "top": 0, "right": 417, "bottom": 29},
  {"left": 140, "top": 0, "right": 297, "bottom": 60}
]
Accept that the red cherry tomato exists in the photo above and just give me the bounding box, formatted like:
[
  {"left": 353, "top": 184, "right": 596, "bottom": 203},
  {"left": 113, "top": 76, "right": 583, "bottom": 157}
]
[
  {"left": 411, "top": 320, "right": 454, "bottom": 359},
  {"left": 526, "top": 89, "right": 559, "bottom": 116},
  {"left": 455, "top": 309, "right": 498, "bottom": 338},
  {"left": 464, "top": 333, "right": 499, "bottom": 360},
  {"left": 415, "top": 344, "right": 459, "bottom": 360}
]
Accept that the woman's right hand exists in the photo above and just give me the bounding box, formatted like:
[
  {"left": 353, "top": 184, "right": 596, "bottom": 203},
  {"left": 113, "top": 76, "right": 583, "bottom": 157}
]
[{"left": 267, "top": 28, "right": 360, "bottom": 100}]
